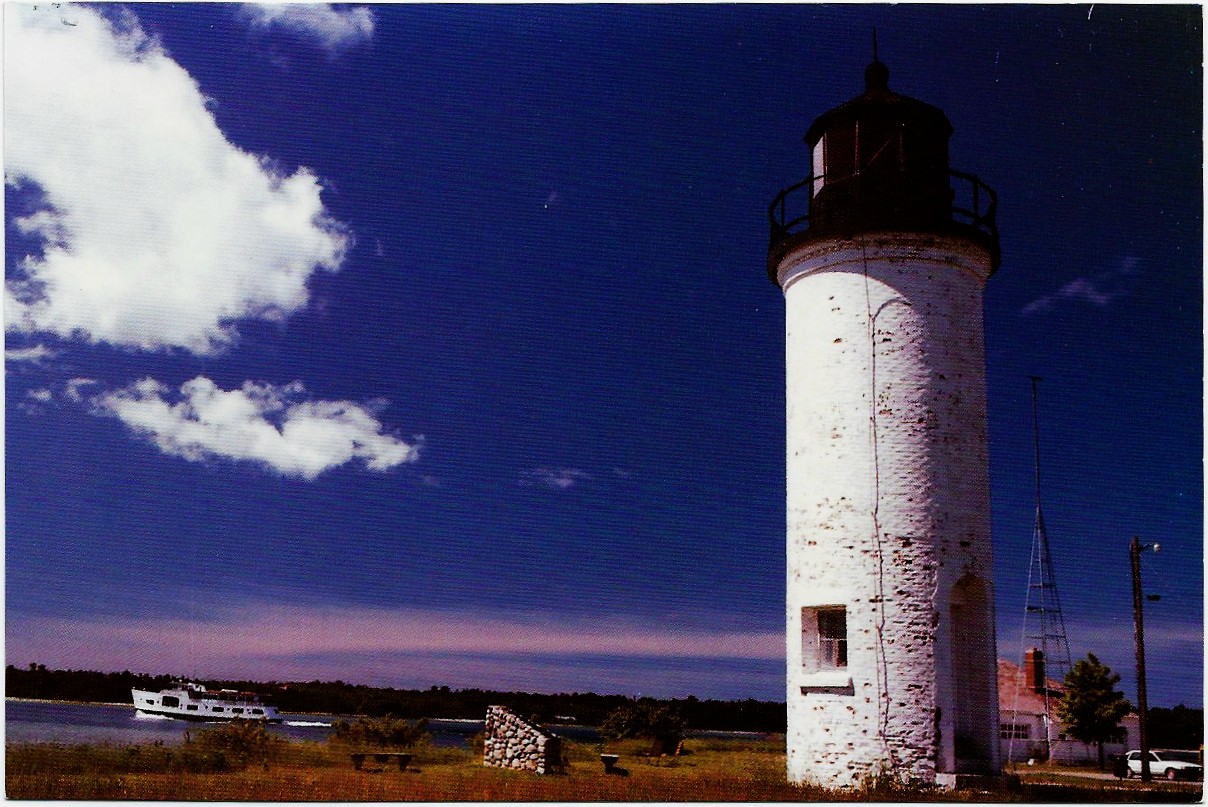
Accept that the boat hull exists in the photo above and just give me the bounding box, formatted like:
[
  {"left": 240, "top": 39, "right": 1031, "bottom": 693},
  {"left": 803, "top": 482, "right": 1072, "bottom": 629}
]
[{"left": 134, "top": 705, "right": 284, "bottom": 723}]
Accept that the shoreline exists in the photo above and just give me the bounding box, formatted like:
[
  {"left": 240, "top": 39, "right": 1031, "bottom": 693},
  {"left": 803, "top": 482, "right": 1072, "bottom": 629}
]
[
  {"left": 6, "top": 696, "right": 131, "bottom": 708},
  {"left": 6, "top": 699, "right": 772, "bottom": 737},
  {"left": 5, "top": 698, "right": 467, "bottom": 722}
]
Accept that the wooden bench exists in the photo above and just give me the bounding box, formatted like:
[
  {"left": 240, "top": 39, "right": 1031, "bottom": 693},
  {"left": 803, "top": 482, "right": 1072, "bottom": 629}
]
[
  {"left": 350, "top": 752, "right": 412, "bottom": 772},
  {"left": 640, "top": 740, "right": 684, "bottom": 766}
]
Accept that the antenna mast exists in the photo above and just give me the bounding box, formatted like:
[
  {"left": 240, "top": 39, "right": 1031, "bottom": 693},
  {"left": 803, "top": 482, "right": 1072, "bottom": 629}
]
[{"left": 1009, "top": 377, "right": 1074, "bottom": 764}]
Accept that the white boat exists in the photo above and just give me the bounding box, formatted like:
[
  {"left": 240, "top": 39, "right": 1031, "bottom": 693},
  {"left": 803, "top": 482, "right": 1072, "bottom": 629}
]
[{"left": 131, "top": 681, "right": 283, "bottom": 723}]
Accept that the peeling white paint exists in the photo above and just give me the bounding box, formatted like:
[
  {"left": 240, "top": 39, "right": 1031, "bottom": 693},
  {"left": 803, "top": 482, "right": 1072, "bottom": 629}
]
[{"left": 780, "top": 232, "right": 1000, "bottom": 787}]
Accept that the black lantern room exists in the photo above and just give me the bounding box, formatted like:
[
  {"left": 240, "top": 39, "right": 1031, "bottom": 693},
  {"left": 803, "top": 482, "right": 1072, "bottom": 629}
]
[{"left": 768, "top": 58, "right": 999, "bottom": 281}]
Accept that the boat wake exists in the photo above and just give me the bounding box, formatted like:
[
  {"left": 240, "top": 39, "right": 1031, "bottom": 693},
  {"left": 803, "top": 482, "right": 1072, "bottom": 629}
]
[
  {"left": 133, "top": 711, "right": 175, "bottom": 721},
  {"left": 285, "top": 720, "right": 330, "bottom": 727}
]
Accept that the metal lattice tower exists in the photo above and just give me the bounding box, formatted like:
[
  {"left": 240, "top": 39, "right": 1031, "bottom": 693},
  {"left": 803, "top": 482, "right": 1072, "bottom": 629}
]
[{"left": 1009, "top": 377, "right": 1073, "bottom": 763}]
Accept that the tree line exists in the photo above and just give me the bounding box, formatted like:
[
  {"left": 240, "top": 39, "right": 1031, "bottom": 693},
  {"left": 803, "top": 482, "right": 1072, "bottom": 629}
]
[
  {"left": 5, "top": 664, "right": 786, "bottom": 733},
  {"left": 10, "top": 659, "right": 1202, "bottom": 751}
]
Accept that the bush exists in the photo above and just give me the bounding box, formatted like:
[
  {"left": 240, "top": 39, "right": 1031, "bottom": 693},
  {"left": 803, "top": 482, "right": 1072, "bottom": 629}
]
[
  {"left": 599, "top": 699, "right": 687, "bottom": 755},
  {"left": 561, "top": 737, "right": 603, "bottom": 765},
  {"left": 328, "top": 714, "right": 429, "bottom": 749},
  {"left": 182, "top": 720, "right": 284, "bottom": 771},
  {"left": 6, "top": 741, "right": 172, "bottom": 775},
  {"left": 468, "top": 730, "right": 486, "bottom": 758}
]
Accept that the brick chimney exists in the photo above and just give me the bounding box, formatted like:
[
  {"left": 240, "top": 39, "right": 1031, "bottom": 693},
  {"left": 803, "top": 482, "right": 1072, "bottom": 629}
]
[{"left": 1024, "top": 648, "right": 1046, "bottom": 693}]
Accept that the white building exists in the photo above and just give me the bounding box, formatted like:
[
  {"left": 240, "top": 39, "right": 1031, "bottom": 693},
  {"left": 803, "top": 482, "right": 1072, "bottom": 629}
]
[
  {"left": 769, "top": 57, "right": 1002, "bottom": 788},
  {"left": 999, "top": 650, "right": 1141, "bottom": 765}
]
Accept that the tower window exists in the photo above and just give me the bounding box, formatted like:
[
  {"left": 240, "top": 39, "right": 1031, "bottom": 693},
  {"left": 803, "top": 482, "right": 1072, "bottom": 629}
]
[
  {"left": 817, "top": 608, "right": 848, "bottom": 668},
  {"left": 802, "top": 605, "right": 848, "bottom": 670}
]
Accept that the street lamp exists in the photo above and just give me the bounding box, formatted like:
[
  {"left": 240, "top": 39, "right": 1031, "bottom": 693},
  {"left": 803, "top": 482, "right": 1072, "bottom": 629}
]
[{"left": 1130, "top": 536, "right": 1160, "bottom": 783}]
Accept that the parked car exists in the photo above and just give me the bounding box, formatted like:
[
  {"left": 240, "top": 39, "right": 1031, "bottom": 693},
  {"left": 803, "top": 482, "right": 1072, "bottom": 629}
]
[{"left": 1124, "top": 749, "right": 1203, "bottom": 781}]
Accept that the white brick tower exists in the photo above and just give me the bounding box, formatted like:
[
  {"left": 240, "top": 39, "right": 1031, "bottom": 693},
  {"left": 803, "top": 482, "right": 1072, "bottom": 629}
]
[{"left": 768, "top": 57, "right": 1002, "bottom": 788}]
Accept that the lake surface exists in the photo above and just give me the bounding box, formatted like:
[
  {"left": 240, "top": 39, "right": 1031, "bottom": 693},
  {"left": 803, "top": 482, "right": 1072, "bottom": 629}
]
[
  {"left": 6, "top": 699, "right": 769, "bottom": 750},
  {"left": 4, "top": 699, "right": 490, "bottom": 748}
]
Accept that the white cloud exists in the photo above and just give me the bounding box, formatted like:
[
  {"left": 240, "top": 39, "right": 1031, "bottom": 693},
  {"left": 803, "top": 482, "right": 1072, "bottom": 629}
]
[
  {"left": 240, "top": 4, "right": 375, "bottom": 53},
  {"left": 520, "top": 467, "right": 592, "bottom": 490},
  {"left": 1021, "top": 256, "right": 1140, "bottom": 316},
  {"left": 1022, "top": 276, "right": 1114, "bottom": 315},
  {"left": 93, "top": 376, "right": 419, "bottom": 479},
  {"left": 4, "top": 4, "right": 348, "bottom": 355},
  {"left": 5, "top": 345, "right": 58, "bottom": 364},
  {"left": 17, "top": 387, "right": 54, "bottom": 414},
  {"left": 66, "top": 377, "right": 100, "bottom": 403}
]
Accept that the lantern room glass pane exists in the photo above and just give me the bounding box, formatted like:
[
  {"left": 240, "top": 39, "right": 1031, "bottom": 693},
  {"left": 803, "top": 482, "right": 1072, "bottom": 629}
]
[
  {"left": 812, "top": 139, "right": 825, "bottom": 196},
  {"left": 858, "top": 119, "right": 902, "bottom": 175},
  {"left": 830, "top": 126, "right": 856, "bottom": 180}
]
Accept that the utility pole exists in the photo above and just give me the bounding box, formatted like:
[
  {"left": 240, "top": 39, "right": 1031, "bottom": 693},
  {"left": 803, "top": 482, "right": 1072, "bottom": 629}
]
[{"left": 1130, "top": 535, "right": 1159, "bottom": 783}]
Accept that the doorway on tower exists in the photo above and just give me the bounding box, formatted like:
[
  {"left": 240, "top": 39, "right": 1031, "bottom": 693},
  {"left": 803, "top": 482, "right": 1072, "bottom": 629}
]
[{"left": 949, "top": 574, "right": 996, "bottom": 774}]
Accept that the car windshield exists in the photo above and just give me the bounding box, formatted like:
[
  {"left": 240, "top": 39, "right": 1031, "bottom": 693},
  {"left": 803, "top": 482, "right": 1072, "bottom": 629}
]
[{"left": 1159, "top": 751, "right": 1201, "bottom": 764}]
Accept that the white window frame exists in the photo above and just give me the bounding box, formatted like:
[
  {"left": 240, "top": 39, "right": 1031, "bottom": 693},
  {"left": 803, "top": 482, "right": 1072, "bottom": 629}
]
[{"left": 800, "top": 603, "right": 853, "bottom": 692}]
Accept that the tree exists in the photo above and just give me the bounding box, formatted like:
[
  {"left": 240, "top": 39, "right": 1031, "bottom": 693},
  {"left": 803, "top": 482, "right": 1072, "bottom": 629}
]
[
  {"left": 1148, "top": 705, "right": 1204, "bottom": 750},
  {"left": 599, "top": 699, "right": 688, "bottom": 755},
  {"left": 1055, "top": 654, "right": 1133, "bottom": 769}
]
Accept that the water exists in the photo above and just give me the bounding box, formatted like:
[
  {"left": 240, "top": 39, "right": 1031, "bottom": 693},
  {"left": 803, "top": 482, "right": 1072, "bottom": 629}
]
[
  {"left": 4, "top": 699, "right": 489, "bottom": 748},
  {"left": 5, "top": 699, "right": 764, "bottom": 749}
]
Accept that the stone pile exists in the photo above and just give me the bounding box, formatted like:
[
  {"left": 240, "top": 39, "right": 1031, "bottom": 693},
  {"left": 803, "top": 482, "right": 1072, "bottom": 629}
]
[{"left": 482, "top": 705, "right": 563, "bottom": 775}]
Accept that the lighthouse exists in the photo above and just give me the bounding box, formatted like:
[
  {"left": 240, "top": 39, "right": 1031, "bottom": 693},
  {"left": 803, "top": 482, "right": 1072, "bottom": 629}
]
[{"left": 768, "top": 55, "right": 1001, "bottom": 787}]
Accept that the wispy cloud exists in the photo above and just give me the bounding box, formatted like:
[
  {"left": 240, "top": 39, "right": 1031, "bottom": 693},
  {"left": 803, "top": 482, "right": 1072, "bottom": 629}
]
[
  {"left": 4, "top": 4, "right": 348, "bottom": 355},
  {"left": 5, "top": 344, "right": 58, "bottom": 364},
  {"left": 18, "top": 388, "right": 54, "bottom": 414},
  {"left": 519, "top": 467, "right": 593, "bottom": 490},
  {"left": 66, "top": 377, "right": 100, "bottom": 403},
  {"left": 239, "top": 4, "right": 375, "bottom": 54},
  {"left": 1022, "top": 255, "right": 1140, "bottom": 316},
  {"left": 6, "top": 603, "right": 783, "bottom": 695},
  {"left": 999, "top": 613, "right": 1203, "bottom": 707},
  {"left": 92, "top": 377, "right": 418, "bottom": 479}
]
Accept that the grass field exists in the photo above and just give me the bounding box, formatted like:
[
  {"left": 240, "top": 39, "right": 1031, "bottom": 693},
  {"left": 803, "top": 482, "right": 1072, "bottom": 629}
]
[{"left": 6, "top": 734, "right": 1204, "bottom": 801}]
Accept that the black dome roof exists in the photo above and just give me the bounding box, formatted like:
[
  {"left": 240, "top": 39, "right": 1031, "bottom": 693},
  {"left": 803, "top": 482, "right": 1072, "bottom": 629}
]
[{"left": 803, "top": 60, "right": 952, "bottom": 148}]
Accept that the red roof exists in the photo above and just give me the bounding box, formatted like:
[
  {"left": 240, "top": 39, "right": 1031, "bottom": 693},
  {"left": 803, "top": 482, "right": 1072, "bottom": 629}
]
[{"left": 998, "top": 658, "right": 1066, "bottom": 717}]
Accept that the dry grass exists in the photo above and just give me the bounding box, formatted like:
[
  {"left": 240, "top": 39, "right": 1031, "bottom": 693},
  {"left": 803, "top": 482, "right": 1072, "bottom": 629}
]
[
  {"left": 9, "top": 737, "right": 1201, "bottom": 801},
  {"left": 6, "top": 738, "right": 819, "bottom": 801},
  {"left": 6, "top": 734, "right": 854, "bottom": 801}
]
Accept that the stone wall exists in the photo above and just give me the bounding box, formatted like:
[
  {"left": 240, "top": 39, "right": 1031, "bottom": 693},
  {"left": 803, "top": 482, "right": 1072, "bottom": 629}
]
[{"left": 482, "top": 705, "right": 563, "bottom": 775}]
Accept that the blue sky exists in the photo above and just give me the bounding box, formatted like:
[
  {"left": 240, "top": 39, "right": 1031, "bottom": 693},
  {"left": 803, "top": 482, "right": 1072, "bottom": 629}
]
[{"left": 5, "top": 4, "right": 1202, "bottom": 707}]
